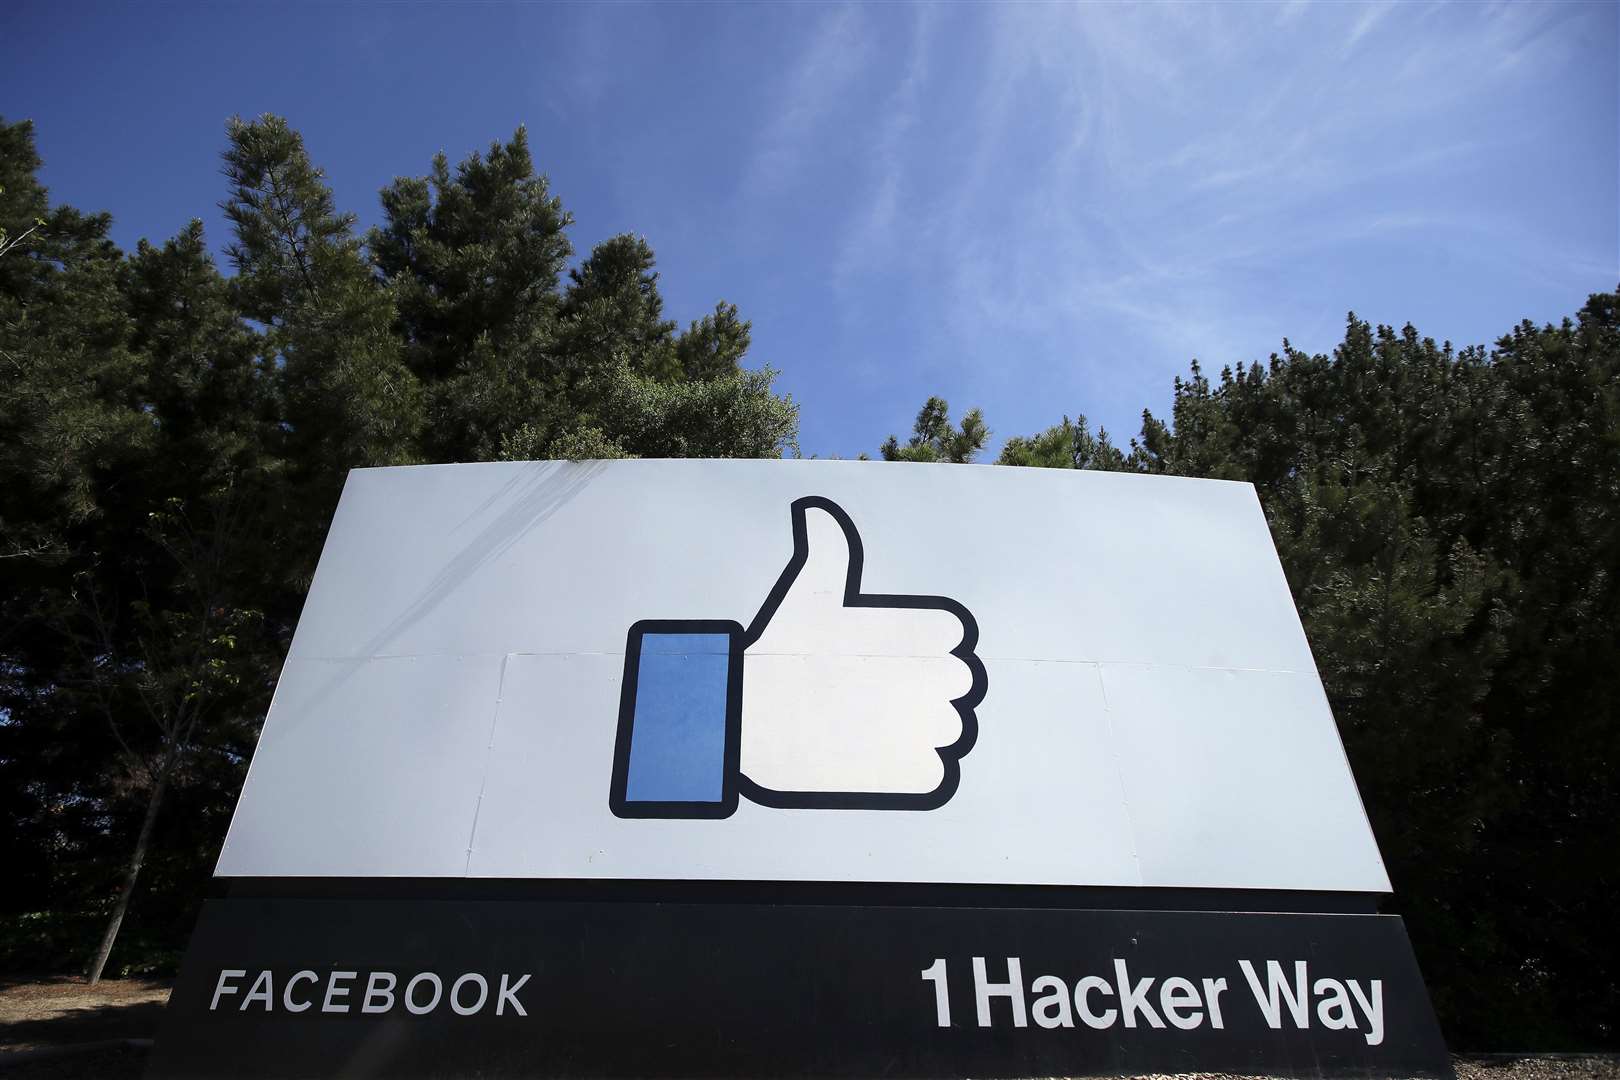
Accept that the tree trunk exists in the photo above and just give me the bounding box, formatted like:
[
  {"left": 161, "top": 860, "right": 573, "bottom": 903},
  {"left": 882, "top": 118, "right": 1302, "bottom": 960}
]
[{"left": 87, "top": 760, "right": 171, "bottom": 985}]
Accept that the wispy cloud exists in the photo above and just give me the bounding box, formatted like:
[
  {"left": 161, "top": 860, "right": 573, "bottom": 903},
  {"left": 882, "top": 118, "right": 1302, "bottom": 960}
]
[
  {"left": 795, "top": 0, "right": 1610, "bottom": 444},
  {"left": 743, "top": 4, "right": 872, "bottom": 196},
  {"left": 941, "top": 6, "right": 1569, "bottom": 322},
  {"left": 1344, "top": 2, "right": 1395, "bottom": 56},
  {"left": 535, "top": 4, "right": 632, "bottom": 114},
  {"left": 833, "top": 3, "right": 935, "bottom": 291}
]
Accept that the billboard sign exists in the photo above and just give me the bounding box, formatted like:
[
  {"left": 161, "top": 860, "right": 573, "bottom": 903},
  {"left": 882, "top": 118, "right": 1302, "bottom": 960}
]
[{"left": 151, "top": 460, "right": 1448, "bottom": 1078}]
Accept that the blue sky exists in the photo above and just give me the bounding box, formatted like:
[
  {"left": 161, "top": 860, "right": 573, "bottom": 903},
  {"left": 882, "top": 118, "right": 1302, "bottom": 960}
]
[{"left": 5, "top": 2, "right": 1615, "bottom": 458}]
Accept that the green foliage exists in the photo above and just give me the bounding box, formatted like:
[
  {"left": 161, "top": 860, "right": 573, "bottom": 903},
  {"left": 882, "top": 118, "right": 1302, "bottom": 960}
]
[
  {"left": 0, "top": 910, "right": 180, "bottom": 978},
  {"left": 0, "top": 123, "right": 49, "bottom": 266},
  {"left": 676, "top": 302, "right": 753, "bottom": 382},
  {"left": 502, "top": 358, "right": 798, "bottom": 462},
  {"left": 0, "top": 112, "right": 796, "bottom": 983},
  {"left": 369, "top": 127, "right": 572, "bottom": 462},
  {"left": 587, "top": 359, "right": 798, "bottom": 459},
  {"left": 223, "top": 115, "right": 424, "bottom": 490},
  {"left": 1131, "top": 312, "right": 1620, "bottom": 1047},
  {"left": 0, "top": 122, "right": 148, "bottom": 548},
  {"left": 996, "top": 414, "right": 1128, "bottom": 470},
  {"left": 908, "top": 292, "right": 1620, "bottom": 1049},
  {"left": 880, "top": 396, "right": 988, "bottom": 463},
  {"left": 556, "top": 234, "right": 679, "bottom": 379},
  {"left": 5, "top": 99, "right": 1615, "bottom": 1050},
  {"left": 367, "top": 132, "right": 791, "bottom": 465}
]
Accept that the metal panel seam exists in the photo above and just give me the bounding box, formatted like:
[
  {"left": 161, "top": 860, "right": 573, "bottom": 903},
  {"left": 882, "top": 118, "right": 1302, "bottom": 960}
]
[
  {"left": 282, "top": 650, "right": 1307, "bottom": 675},
  {"left": 463, "top": 653, "right": 512, "bottom": 877},
  {"left": 1094, "top": 663, "right": 1145, "bottom": 887}
]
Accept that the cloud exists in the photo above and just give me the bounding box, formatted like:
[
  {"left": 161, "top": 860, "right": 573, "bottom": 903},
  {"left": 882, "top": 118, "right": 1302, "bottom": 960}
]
[
  {"left": 833, "top": 3, "right": 935, "bottom": 291},
  {"left": 1344, "top": 1, "right": 1395, "bottom": 56},
  {"left": 534, "top": 4, "right": 631, "bottom": 114},
  {"left": 924, "top": 5, "right": 1574, "bottom": 333},
  {"left": 744, "top": 4, "right": 873, "bottom": 196},
  {"left": 794, "top": 0, "right": 1610, "bottom": 442},
  {"left": 695, "top": 0, "right": 1609, "bottom": 452}
]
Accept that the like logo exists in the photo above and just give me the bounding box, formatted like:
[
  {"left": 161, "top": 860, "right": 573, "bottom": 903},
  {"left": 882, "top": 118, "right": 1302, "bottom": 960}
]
[{"left": 609, "top": 496, "right": 986, "bottom": 819}]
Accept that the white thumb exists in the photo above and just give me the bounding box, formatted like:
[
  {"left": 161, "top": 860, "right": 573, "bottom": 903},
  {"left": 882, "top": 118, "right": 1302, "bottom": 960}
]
[{"left": 790, "top": 500, "right": 860, "bottom": 607}]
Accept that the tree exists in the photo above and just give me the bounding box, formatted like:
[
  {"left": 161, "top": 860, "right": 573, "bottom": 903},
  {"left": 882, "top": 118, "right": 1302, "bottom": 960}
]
[
  {"left": 369, "top": 127, "right": 572, "bottom": 462},
  {"left": 3, "top": 113, "right": 800, "bottom": 987},
  {"left": 541, "top": 236, "right": 795, "bottom": 459},
  {"left": 1, "top": 114, "right": 282, "bottom": 982},
  {"left": 880, "top": 396, "right": 988, "bottom": 463},
  {"left": 369, "top": 131, "right": 795, "bottom": 465},
  {"left": 502, "top": 357, "right": 798, "bottom": 462},
  {"left": 222, "top": 114, "right": 423, "bottom": 528},
  {"left": 908, "top": 290, "right": 1620, "bottom": 1047},
  {"left": 0, "top": 120, "right": 149, "bottom": 565},
  {"left": 1, "top": 119, "right": 156, "bottom": 977},
  {"left": 69, "top": 223, "right": 277, "bottom": 985},
  {"left": 997, "top": 414, "right": 1128, "bottom": 471},
  {"left": 676, "top": 302, "right": 753, "bottom": 382},
  {"left": 554, "top": 234, "right": 678, "bottom": 379}
]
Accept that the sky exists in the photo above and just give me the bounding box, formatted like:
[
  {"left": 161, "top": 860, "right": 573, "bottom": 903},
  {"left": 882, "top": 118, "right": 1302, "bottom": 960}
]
[{"left": 4, "top": 1, "right": 1616, "bottom": 459}]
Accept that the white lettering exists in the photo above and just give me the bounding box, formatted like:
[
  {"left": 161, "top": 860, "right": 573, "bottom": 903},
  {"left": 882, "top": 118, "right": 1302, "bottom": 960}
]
[
  {"left": 1030, "top": 975, "right": 1075, "bottom": 1029},
  {"left": 242, "top": 970, "right": 273, "bottom": 1012},
  {"left": 1347, "top": 979, "right": 1385, "bottom": 1046},
  {"left": 451, "top": 974, "right": 489, "bottom": 1016},
  {"left": 1201, "top": 977, "right": 1229, "bottom": 1029},
  {"left": 1239, "top": 960, "right": 1309, "bottom": 1030},
  {"left": 210, "top": 970, "right": 245, "bottom": 1011},
  {"left": 283, "top": 970, "right": 317, "bottom": 1013},
  {"left": 1113, "top": 959, "right": 1164, "bottom": 1029},
  {"left": 1314, "top": 977, "right": 1355, "bottom": 1030},
  {"left": 1075, "top": 975, "right": 1117, "bottom": 1029},
  {"left": 920, "top": 960, "right": 951, "bottom": 1027},
  {"left": 208, "top": 969, "right": 530, "bottom": 1019},
  {"left": 972, "top": 957, "right": 1027, "bottom": 1028},
  {"left": 322, "top": 971, "right": 356, "bottom": 1014},
  {"left": 362, "top": 971, "right": 397, "bottom": 1014},
  {"left": 405, "top": 973, "right": 442, "bottom": 1015},
  {"left": 497, "top": 973, "right": 530, "bottom": 1017},
  {"left": 1159, "top": 976, "right": 1203, "bottom": 1030}
]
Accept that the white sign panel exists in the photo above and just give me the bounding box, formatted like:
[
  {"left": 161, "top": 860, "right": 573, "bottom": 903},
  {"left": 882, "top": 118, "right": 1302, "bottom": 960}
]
[{"left": 217, "top": 459, "right": 1389, "bottom": 892}]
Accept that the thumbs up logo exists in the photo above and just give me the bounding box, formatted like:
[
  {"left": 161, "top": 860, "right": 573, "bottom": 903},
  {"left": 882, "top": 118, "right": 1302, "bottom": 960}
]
[{"left": 609, "top": 497, "right": 986, "bottom": 819}]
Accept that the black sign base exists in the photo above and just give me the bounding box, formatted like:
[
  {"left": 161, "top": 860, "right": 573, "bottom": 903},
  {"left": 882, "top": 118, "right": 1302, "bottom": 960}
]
[{"left": 148, "top": 885, "right": 1452, "bottom": 1078}]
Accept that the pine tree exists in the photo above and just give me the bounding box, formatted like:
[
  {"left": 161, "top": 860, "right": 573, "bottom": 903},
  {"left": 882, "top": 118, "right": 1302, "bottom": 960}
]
[
  {"left": 222, "top": 114, "right": 423, "bottom": 524},
  {"left": 997, "top": 414, "right": 1127, "bottom": 470},
  {"left": 73, "top": 223, "right": 277, "bottom": 984},
  {"left": 1, "top": 112, "right": 799, "bottom": 987},
  {"left": 960, "top": 292, "right": 1620, "bottom": 1046},
  {"left": 0, "top": 120, "right": 149, "bottom": 559},
  {"left": 369, "top": 133, "right": 795, "bottom": 464},
  {"left": 0, "top": 119, "right": 153, "bottom": 978},
  {"left": 555, "top": 234, "right": 678, "bottom": 379},
  {"left": 676, "top": 302, "right": 752, "bottom": 382},
  {"left": 1, "top": 116, "right": 283, "bottom": 982},
  {"left": 880, "top": 396, "right": 988, "bottom": 463},
  {"left": 370, "top": 127, "right": 572, "bottom": 462}
]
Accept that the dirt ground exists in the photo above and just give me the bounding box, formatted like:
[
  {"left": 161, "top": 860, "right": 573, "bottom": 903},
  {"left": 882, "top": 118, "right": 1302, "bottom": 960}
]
[
  {"left": 1454, "top": 1061, "right": 1620, "bottom": 1080},
  {"left": 0, "top": 975, "right": 1615, "bottom": 1079},
  {"left": 0, "top": 974, "right": 170, "bottom": 1052},
  {"left": 1125, "top": 1065, "right": 1620, "bottom": 1080}
]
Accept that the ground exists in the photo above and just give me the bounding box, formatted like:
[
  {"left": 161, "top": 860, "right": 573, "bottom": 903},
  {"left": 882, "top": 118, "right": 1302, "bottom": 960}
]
[
  {"left": 0, "top": 975, "right": 1614, "bottom": 1079},
  {"left": 0, "top": 974, "right": 167, "bottom": 1077},
  {"left": 0, "top": 975, "right": 170, "bottom": 1052}
]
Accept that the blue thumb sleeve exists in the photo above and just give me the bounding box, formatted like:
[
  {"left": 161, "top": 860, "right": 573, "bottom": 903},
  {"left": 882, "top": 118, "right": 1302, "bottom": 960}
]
[{"left": 609, "top": 622, "right": 743, "bottom": 819}]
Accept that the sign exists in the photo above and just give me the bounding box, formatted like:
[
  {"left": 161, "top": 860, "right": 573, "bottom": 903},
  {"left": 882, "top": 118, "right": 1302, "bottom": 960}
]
[
  {"left": 609, "top": 495, "right": 985, "bottom": 817},
  {"left": 152, "top": 460, "right": 1450, "bottom": 1077},
  {"left": 152, "top": 892, "right": 1447, "bottom": 1079}
]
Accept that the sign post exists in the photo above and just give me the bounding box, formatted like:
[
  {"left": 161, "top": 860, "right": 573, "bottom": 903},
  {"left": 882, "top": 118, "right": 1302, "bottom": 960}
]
[{"left": 151, "top": 459, "right": 1452, "bottom": 1078}]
